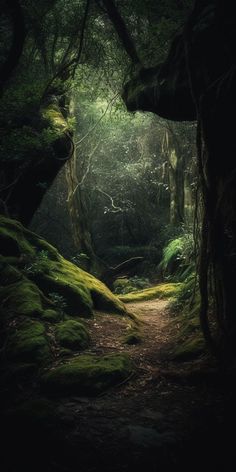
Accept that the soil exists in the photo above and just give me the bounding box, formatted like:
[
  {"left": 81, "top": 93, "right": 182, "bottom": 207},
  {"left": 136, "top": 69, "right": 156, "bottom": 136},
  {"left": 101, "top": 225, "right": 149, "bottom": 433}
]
[{"left": 2, "top": 299, "right": 236, "bottom": 472}]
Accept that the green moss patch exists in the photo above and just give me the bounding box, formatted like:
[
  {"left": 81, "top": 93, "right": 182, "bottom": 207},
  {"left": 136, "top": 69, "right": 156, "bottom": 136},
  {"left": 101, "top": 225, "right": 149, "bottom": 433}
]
[
  {"left": 41, "top": 353, "right": 133, "bottom": 395},
  {"left": 55, "top": 320, "right": 89, "bottom": 350},
  {"left": 167, "top": 274, "right": 205, "bottom": 361},
  {"left": 119, "top": 283, "right": 182, "bottom": 303},
  {"left": 42, "top": 309, "right": 62, "bottom": 322},
  {"left": 171, "top": 335, "right": 205, "bottom": 361},
  {"left": 6, "top": 319, "right": 51, "bottom": 365},
  {"left": 122, "top": 331, "right": 142, "bottom": 345},
  {"left": 0, "top": 279, "right": 44, "bottom": 318}
]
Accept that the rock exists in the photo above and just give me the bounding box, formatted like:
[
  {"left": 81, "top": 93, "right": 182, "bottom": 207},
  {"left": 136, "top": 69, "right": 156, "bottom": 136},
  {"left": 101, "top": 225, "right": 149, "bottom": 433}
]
[
  {"left": 41, "top": 353, "right": 133, "bottom": 395},
  {"left": 55, "top": 320, "right": 90, "bottom": 350}
]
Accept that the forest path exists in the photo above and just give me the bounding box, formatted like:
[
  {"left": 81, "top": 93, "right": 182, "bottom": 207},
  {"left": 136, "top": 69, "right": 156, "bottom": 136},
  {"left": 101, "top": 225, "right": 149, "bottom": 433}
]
[
  {"left": 55, "top": 299, "right": 229, "bottom": 472},
  {"left": 83, "top": 298, "right": 175, "bottom": 388}
]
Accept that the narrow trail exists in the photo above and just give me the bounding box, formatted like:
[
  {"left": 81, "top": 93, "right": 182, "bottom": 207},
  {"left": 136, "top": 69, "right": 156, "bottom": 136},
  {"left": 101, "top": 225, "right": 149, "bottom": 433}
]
[{"left": 53, "top": 299, "right": 231, "bottom": 472}]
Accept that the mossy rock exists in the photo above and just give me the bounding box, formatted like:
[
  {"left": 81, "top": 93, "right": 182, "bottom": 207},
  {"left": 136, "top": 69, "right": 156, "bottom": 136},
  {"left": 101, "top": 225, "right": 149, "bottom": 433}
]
[
  {"left": 55, "top": 320, "right": 90, "bottom": 350},
  {"left": 41, "top": 353, "right": 133, "bottom": 395},
  {"left": 0, "top": 218, "right": 35, "bottom": 257},
  {"left": 119, "top": 283, "right": 182, "bottom": 303},
  {"left": 42, "top": 309, "right": 62, "bottom": 322},
  {"left": 0, "top": 279, "right": 44, "bottom": 318},
  {"left": 6, "top": 319, "right": 52, "bottom": 365},
  {"left": 0, "top": 215, "right": 126, "bottom": 318},
  {"left": 122, "top": 330, "right": 142, "bottom": 345}
]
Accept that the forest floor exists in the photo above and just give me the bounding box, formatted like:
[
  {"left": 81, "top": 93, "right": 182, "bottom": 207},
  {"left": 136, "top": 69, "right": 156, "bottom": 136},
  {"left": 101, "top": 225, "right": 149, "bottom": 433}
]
[
  {"left": 47, "top": 300, "right": 236, "bottom": 471},
  {"left": 3, "top": 298, "right": 236, "bottom": 472}
]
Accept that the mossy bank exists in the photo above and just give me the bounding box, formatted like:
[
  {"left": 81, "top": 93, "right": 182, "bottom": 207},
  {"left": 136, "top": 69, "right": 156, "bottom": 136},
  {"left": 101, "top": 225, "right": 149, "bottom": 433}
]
[{"left": 0, "top": 215, "right": 131, "bottom": 399}]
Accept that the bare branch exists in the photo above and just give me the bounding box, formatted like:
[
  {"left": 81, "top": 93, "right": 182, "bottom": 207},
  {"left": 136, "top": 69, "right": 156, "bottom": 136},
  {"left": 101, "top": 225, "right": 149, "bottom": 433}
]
[{"left": 96, "top": 188, "right": 124, "bottom": 213}]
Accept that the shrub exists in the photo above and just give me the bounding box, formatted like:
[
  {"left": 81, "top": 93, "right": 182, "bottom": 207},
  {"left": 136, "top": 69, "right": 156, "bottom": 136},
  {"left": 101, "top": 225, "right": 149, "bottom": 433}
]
[{"left": 159, "top": 232, "right": 195, "bottom": 281}]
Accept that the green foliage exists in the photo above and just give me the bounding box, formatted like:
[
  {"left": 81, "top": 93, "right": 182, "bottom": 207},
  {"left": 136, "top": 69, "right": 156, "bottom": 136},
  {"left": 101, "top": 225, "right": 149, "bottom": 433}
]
[
  {"left": 71, "top": 252, "right": 90, "bottom": 267},
  {"left": 168, "top": 274, "right": 205, "bottom": 360},
  {"left": 23, "top": 250, "right": 50, "bottom": 276},
  {"left": 159, "top": 231, "right": 195, "bottom": 280},
  {"left": 114, "top": 276, "right": 150, "bottom": 295},
  {"left": 48, "top": 292, "right": 67, "bottom": 321}
]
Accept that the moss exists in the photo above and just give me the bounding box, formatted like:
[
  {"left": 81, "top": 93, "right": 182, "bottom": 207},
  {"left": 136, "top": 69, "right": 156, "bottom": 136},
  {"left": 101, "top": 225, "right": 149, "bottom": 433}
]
[
  {"left": 7, "top": 319, "right": 52, "bottom": 365},
  {"left": 122, "top": 330, "right": 142, "bottom": 345},
  {"left": 0, "top": 216, "right": 35, "bottom": 257},
  {"left": 41, "top": 353, "right": 133, "bottom": 395},
  {"left": 0, "top": 258, "right": 22, "bottom": 285},
  {"left": 42, "top": 104, "right": 69, "bottom": 134},
  {"left": 171, "top": 335, "right": 205, "bottom": 361},
  {"left": 167, "top": 275, "right": 206, "bottom": 361},
  {"left": 119, "top": 283, "right": 182, "bottom": 303},
  {"left": 55, "top": 320, "right": 90, "bottom": 350},
  {"left": 113, "top": 277, "right": 130, "bottom": 290},
  {"left": 59, "top": 348, "right": 73, "bottom": 357},
  {"left": 0, "top": 279, "right": 44, "bottom": 318},
  {"left": 42, "top": 309, "right": 62, "bottom": 322},
  {"left": 37, "top": 264, "right": 94, "bottom": 317}
]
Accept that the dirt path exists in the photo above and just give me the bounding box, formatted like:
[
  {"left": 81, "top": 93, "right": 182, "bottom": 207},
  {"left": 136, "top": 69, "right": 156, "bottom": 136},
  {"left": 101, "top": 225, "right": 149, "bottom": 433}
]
[
  {"left": 51, "top": 300, "right": 231, "bottom": 472},
  {"left": 82, "top": 299, "right": 174, "bottom": 390}
]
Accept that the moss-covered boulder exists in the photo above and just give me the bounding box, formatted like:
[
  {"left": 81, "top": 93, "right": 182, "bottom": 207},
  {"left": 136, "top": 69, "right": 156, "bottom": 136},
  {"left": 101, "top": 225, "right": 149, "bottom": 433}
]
[
  {"left": 0, "top": 215, "right": 126, "bottom": 318},
  {"left": 6, "top": 319, "right": 52, "bottom": 366},
  {"left": 55, "top": 320, "right": 89, "bottom": 350},
  {"left": 41, "top": 353, "right": 133, "bottom": 395},
  {"left": 0, "top": 278, "right": 45, "bottom": 318}
]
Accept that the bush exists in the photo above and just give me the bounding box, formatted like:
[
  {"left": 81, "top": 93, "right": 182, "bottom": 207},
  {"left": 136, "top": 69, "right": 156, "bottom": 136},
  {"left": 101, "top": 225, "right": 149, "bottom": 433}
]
[
  {"left": 159, "top": 231, "right": 195, "bottom": 281},
  {"left": 113, "top": 276, "right": 150, "bottom": 295}
]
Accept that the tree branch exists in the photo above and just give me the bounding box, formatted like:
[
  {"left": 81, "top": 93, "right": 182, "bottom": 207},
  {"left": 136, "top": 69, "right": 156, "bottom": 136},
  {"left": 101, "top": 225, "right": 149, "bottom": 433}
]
[{"left": 97, "top": 0, "right": 141, "bottom": 66}]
